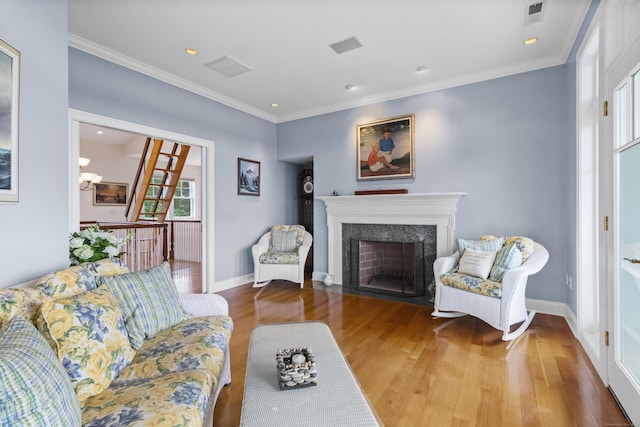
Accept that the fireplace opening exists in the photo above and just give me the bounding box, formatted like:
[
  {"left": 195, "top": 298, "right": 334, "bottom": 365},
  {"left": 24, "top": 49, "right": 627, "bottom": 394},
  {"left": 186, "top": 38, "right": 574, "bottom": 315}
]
[{"left": 350, "top": 239, "right": 426, "bottom": 297}]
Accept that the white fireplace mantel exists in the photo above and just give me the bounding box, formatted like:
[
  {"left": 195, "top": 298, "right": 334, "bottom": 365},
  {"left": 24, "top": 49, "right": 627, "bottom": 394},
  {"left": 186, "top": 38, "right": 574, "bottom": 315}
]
[{"left": 318, "top": 192, "right": 466, "bottom": 284}]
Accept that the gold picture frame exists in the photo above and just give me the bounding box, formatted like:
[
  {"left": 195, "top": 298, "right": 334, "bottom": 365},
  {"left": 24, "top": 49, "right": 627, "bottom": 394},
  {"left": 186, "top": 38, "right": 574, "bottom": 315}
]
[{"left": 356, "top": 114, "right": 414, "bottom": 181}]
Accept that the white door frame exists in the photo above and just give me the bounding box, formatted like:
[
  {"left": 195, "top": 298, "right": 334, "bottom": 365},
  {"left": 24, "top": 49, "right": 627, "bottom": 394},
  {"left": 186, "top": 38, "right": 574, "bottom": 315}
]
[{"left": 68, "top": 109, "right": 216, "bottom": 293}]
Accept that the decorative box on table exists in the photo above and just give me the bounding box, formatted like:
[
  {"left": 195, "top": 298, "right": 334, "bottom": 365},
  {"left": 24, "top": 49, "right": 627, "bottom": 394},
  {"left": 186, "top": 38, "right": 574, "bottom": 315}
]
[{"left": 276, "top": 347, "right": 317, "bottom": 390}]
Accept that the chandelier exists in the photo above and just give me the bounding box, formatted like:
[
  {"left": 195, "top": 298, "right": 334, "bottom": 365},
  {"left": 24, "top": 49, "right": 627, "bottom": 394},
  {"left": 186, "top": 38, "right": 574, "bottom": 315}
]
[{"left": 79, "top": 157, "right": 103, "bottom": 191}]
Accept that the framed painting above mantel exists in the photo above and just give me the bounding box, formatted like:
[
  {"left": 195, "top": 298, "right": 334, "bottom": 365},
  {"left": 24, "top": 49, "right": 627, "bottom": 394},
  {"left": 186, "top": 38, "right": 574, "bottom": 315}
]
[
  {"left": 356, "top": 114, "right": 414, "bottom": 181},
  {"left": 0, "top": 38, "right": 20, "bottom": 203}
]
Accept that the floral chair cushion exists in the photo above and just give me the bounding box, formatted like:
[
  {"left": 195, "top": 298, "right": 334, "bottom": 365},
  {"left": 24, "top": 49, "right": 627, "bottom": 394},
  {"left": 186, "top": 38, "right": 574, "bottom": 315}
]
[
  {"left": 440, "top": 271, "right": 502, "bottom": 298},
  {"left": 82, "top": 369, "right": 212, "bottom": 427},
  {"left": 97, "top": 262, "right": 192, "bottom": 350},
  {"left": 35, "top": 265, "right": 98, "bottom": 299},
  {"left": 258, "top": 251, "right": 300, "bottom": 265},
  {"left": 38, "top": 285, "right": 136, "bottom": 406},
  {"left": 113, "top": 315, "right": 233, "bottom": 385},
  {"left": 0, "top": 315, "right": 82, "bottom": 427},
  {"left": 0, "top": 287, "right": 43, "bottom": 325}
]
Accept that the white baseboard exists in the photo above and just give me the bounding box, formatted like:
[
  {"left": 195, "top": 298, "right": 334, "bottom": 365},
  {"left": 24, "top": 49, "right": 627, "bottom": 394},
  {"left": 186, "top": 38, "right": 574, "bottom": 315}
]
[
  {"left": 210, "top": 273, "right": 253, "bottom": 293},
  {"left": 526, "top": 298, "right": 578, "bottom": 337}
]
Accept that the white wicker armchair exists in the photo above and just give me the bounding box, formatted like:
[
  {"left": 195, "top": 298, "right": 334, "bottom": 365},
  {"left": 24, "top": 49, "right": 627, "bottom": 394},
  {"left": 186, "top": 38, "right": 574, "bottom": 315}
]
[
  {"left": 432, "top": 241, "right": 549, "bottom": 341},
  {"left": 251, "top": 225, "right": 313, "bottom": 289}
]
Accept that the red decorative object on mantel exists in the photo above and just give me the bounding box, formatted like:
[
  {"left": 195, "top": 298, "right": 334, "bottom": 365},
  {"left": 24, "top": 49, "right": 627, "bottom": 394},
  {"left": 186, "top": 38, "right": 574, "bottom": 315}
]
[{"left": 354, "top": 189, "right": 408, "bottom": 196}]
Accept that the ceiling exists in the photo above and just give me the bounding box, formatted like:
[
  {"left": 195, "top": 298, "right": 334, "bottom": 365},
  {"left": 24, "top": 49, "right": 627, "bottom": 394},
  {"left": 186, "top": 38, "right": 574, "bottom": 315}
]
[{"left": 68, "top": 0, "right": 591, "bottom": 124}]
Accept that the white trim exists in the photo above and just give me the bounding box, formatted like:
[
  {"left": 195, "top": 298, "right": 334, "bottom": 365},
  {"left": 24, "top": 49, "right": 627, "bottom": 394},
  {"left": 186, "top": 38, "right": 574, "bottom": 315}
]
[
  {"left": 68, "top": 109, "right": 216, "bottom": 293},
  {"left": 214, "top": 274, "right": 254, "bottom": 292},
  {"left": 319, "top": 193, "right": 465, "bottom": 284},
  {"left": 69, "top": 35, "right": 276, "bottom": 123},
  {"left": 70, "top": 33, "right": 576, "bottom": 125}
]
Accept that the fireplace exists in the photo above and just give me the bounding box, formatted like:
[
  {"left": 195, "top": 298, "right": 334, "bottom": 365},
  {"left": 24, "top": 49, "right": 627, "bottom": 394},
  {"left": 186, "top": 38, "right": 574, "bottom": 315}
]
[
  {"left": 343, "top": 223, "right": 435, "bottom": 298},
  {"left": 353, "top": 240, "right": 424, "bottom": 297},
  {"left": 319, "top": 192, "right": 465, "bottom": 288}
]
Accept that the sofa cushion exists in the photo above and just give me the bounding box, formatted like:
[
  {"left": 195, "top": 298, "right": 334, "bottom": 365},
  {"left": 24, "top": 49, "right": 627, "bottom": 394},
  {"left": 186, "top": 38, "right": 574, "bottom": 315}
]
[
  {"left": 82, "top": 369, "right": 212, "bottom": 427},
  {"left": 97, "top": 262, "right": 191, "bottom": 350},
  {"left": 0, "top": 315, "right": 82, "bottom": 426},
  {"left": 38, "top": 285, "right": 136, "bottom": 405},
  {"left": 82, "top": 258, "right": 130, "bottom": 277},
  {"left": 457, "top": 236, "right": 506, "bottom": 256},
  {"left": 489, "top": 243, "right": 523, "bottom": 282},
  {"left": 35, "top": 265, "right": 97, "bottom": 299},
  {"left": 0, "top": 287, "right": 43, "bottom": 325},
  {"left": 457, "top": 248, "right": 497, "bottom": 280},
  {"left": 113, "top": 315, "right": 233, "bottom": 386}
]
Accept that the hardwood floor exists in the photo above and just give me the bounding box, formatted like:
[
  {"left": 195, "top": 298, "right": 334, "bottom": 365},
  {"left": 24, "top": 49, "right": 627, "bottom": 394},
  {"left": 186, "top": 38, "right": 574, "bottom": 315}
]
[{"left": 211, "top": 279, "right": 629, "bottom": 426}]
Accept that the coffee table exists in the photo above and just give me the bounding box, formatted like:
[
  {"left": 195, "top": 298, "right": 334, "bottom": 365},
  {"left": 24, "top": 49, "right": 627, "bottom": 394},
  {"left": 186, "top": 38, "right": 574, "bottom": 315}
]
[{"left": 240, "top": 321, "right": 382, "bottom": 426}]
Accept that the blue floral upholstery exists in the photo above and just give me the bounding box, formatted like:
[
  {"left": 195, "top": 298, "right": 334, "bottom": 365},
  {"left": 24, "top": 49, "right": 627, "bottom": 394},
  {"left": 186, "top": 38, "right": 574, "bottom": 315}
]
[
  {"left": 440, "top": 271, "right": 503, "bottom": 298},
  {"left": 259, "top": 251, "right": 300, "bottom": 265},
  {"left": 113, "top": 316, "right": 233, "bottom": 385},
  {"left": 82, "top": 369, "right": 213, "bottom": 426},
  {"left": 440, "top": 235, "right": 535, "bottom": 298}
]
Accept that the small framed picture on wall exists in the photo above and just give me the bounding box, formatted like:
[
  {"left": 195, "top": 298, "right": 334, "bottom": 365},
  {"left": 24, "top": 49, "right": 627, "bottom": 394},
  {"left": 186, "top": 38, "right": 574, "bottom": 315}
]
[
  {"left": 93, "top": 182, "right": 128, "bottom": 206},
  {"left": 238, "top": 157, "right": 260, "bottom": 196}
]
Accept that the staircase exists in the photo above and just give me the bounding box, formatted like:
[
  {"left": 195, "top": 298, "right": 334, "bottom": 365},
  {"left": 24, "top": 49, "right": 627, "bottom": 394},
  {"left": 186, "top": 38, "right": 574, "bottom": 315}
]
[{"left": 126, "top": 138, "right": 190, "bottom": 223}]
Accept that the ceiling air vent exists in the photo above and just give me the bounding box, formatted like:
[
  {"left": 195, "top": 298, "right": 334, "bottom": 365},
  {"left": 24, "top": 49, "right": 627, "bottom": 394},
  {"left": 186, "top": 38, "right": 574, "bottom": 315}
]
[
  {"left": 525, "top": 2, "right": 544, "bottom": 24},
  {"left": 205, "top": 55, "right": 250, "bottom": 77},
  {"left": 329, "top": 36, "right": 362, "bottom": 55}
]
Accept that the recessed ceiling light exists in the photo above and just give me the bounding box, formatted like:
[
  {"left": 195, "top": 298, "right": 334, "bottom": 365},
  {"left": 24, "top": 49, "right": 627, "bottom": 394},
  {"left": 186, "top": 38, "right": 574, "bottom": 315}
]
[
  {"left": 416, "top": 66, "right": 429, "bottom": 73},
  {"left": 524, "top": 37, "right": 538, "bottom": 45},
  {"left": 271, "top": 103, "right": 279, "bottom": 108},
  {"left": 96, "top": 130, "right": 104, "bottom": 135},
  {"left": 185, "top": 48, "right": 198, "bottom": 55},
  {"left": 345, "top": 84, "right": 356, "bottom": 91}
]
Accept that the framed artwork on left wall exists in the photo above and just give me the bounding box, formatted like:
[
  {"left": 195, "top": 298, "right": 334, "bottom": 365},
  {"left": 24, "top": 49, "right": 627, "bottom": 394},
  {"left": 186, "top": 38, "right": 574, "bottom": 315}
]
[
  {"left": 0, "top": 38, "right": 20, "bottom": 203},
  {"left": 238, "top": 157, "right": 260, "bottom": 196}
]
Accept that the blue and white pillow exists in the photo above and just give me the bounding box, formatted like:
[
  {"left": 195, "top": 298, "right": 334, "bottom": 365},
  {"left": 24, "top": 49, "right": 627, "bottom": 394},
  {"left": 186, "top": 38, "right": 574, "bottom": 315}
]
[
  {"left": 457, "top": 236, "right": 506, "bottom": 256},
  {"left": 0, "top": 316, "right": 82, "bottom": 426},
  {"left": 97, "top": 262, "right": 191, "bottom": 350},
  {"left": 489, "top": 243, "right": 523, "bottom": 281}
]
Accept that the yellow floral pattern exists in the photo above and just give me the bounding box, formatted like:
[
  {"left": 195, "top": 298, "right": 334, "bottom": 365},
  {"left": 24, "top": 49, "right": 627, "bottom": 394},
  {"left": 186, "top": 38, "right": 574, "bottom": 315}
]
[
  {"left": 504, "top": 236, "right": 535, "bottom": 262},
  {"left": 38, "top": 285, "right": 136, "bottom": 406},
  {"left": 82, "top": 369, "right": 212, "bottom": 427},
  {"left": 114, "top": 316, "right": 233, "bottom": 386},
  {"left": 0, "top": 288, "right": 42, "bottom": 325},
  {"left": 35, "top": 265, "right": 97, "bottom": 299},
  {"left": 440, "top": 272, "right": 503, "bottom": 298},
  {"left": 83, "top": 258, "right": 130, "bottom": 277}
]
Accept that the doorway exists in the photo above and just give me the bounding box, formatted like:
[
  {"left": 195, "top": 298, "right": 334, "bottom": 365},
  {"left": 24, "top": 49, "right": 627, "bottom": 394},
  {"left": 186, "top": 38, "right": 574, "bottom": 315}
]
[{"left": 68, "top": 109, "right": 216, "bottom": 293}]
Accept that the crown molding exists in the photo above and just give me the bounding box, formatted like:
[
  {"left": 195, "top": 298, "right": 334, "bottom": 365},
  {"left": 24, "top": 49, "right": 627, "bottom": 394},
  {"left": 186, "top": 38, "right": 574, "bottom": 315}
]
[{"left": 68, "top": 34, "right": 277, "bottom": 123}]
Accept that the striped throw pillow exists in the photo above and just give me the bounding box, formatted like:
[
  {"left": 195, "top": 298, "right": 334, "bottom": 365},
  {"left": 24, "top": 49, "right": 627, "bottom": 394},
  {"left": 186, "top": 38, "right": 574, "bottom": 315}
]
[
  {"left": 489, "top": 243, "right": 523, "bottom": 282},
  {"left": 97, "top": 262, "right": 191, "bottom": 350},
  {"left": 0, "top": 316, "right": 82, "bottom": 427}
]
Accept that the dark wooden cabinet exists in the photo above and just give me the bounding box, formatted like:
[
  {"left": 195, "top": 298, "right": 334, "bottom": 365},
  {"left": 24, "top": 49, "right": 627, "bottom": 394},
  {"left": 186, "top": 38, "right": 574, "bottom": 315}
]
[{"left": 298, "top": 168, "right": 313, "bottom": 272}]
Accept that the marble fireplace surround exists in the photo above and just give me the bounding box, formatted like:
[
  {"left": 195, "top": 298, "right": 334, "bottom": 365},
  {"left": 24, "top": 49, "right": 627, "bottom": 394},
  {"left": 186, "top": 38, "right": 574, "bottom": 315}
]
[{"left": 319, "top": 193, "right": 466, "bottom": 285}]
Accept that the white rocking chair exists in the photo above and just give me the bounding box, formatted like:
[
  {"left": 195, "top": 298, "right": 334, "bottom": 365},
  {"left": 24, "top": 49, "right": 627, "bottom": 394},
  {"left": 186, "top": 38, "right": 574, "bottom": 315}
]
[{"left": 432, "top": 241, "right": 549, "bottom": 341}]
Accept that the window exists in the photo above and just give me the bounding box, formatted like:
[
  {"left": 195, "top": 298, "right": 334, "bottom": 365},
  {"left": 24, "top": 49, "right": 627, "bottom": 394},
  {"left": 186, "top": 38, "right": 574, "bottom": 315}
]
[
  {"left": 173, "top": 180, "right": 194, "bottom": 218},
  {"left": 142, "top": 177, "right": 194, "bottom": 219}
]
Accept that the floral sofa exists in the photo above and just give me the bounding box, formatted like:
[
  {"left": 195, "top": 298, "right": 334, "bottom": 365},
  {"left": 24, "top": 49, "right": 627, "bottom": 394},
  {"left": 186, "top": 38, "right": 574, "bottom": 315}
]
[{"left": 0, "top": 259, "right": 233, "bottom": 427}]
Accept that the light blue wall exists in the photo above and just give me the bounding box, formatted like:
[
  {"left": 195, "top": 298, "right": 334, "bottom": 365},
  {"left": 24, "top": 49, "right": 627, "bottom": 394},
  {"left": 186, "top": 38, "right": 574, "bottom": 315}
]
[
  {"left": 0, "top": 0, "right": 70, "bottom": 288},
  {"left": 68, "top": 49, "right": 299, "bottom": 282},
  {"left": 278, "top": 66, "right": 571, "bottom": 302}
]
